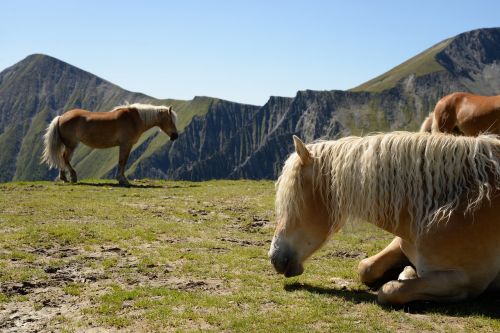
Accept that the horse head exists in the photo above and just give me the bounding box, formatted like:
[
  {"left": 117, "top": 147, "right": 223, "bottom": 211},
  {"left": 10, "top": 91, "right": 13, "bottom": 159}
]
[
  {"left": 269, "top": 136, "right": 333, "bottom": 277},
  {"left": 159, "top": 106, "right": 178, "bottom": 141}
]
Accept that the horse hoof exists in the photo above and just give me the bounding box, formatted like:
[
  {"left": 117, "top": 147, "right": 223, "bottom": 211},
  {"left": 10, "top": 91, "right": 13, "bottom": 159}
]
[{"left": 118, "top": 179, "right": 130, "bottom": 187}]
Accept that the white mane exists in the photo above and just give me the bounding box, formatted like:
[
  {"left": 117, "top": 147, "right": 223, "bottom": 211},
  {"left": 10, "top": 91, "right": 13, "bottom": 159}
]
[
  {"left": 112, "top": 103, "right": 177, "bottom": 128},
  {"left": 276, "top": 132, "right": 500, "bottom": 236}
]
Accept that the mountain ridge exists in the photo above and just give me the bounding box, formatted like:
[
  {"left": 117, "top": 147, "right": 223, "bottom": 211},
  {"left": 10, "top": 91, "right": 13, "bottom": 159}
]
[{"left": 1, "top": 27, "right": 500, "bottom": 182}]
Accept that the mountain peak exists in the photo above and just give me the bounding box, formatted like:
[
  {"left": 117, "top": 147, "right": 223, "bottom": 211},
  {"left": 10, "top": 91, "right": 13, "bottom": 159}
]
[{"left": 351, "top": 27, "right": 500, "bottom": 93}]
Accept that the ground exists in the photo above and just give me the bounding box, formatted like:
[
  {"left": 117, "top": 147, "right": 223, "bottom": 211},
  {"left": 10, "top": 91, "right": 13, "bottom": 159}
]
[{"left": 0, "top": 180, "right": 498, "bottom": 332}]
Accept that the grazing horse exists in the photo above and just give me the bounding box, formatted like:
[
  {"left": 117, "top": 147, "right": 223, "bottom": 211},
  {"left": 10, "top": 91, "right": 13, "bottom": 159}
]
[
  {"left": 42, "top": 103, "right": 178, "bottom": 185},
  {"left": 421, "top": 92, "right": 500, "bottom": 135},
  {"left": 269, "top": 132, "right": 500, "bottom": 304}
]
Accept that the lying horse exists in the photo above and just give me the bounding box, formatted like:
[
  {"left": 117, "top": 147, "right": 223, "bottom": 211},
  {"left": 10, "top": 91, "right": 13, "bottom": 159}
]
[
  {"left": 422, "top": 92, "right": 500, "bottom": 135},
  {"left": 42, "top": 103, "right": 178, "bottom": 185},
  {"left": 269, "top": 132, "right": 500, "bottom": 304}
]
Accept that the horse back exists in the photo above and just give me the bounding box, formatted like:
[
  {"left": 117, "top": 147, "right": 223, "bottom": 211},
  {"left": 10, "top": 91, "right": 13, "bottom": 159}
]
[{"left": 58, "top": 108, "right": 142, "bottom": 148}]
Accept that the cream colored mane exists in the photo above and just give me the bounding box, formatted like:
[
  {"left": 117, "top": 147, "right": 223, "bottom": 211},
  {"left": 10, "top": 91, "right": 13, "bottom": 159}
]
[
  {"left": 112, "top": 103, "right": 177, "bottom": 128},
  {"left": 276, "top": 132, "right": 500, "bottom": 236}
]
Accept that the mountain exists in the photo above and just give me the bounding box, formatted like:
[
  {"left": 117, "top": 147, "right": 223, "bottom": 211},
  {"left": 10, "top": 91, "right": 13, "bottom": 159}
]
[
  {"left": 1, "top": 28, "right": 500, "bottom": 182},
  {"left": 0, "top": 54, "right": 220, "bottom": 182},
  {"left": 127, "top": 27, "right": 500, "bottom": 180}
]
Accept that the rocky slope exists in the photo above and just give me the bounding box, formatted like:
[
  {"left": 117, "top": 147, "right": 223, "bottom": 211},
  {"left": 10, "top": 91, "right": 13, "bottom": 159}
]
[
  {"left": 129, "top": 28, "right": 500, "bottom": 180},
  {"left": 1, "top": 28, "right": 499, "bottom": 182}
]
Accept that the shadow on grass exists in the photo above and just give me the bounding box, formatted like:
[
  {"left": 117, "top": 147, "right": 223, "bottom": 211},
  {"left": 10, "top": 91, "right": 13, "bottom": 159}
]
[
  {"left": 285, "top": 282, "right": 500, "bottom": 318},
  {"left": 66, "top": 181, "right": 201, "bottom": 189},
  {"left": 284, "top": 282, "right": 377, "bottom": 304},
  {"left": 74, "top": 181, "right": 164, "bottom": 189},
  {"left": 401, "top": 292, "right": 500, "bottom": 319}
]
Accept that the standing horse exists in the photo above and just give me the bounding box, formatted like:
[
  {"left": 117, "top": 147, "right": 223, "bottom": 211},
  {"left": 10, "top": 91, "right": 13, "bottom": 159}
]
[
  {"left": 422, "top": 92, "right": 500, "bottom": 135},
  {"left": 42, "top": 103, "right": 178, "bottom": 185},
  {"left": 269, "top": 132, "right": 500, "bottom": 304}
]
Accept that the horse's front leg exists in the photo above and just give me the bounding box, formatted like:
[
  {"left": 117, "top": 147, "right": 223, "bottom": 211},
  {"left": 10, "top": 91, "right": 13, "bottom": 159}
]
[
  {"left": 377, "top": 270, "right": 470, "bottom": 304},
  {"left": 117, "top": 144, "right": 132, "bottom": 186},
  {"left": 358, "top": 237, "right": 410, "bottom": 288}
]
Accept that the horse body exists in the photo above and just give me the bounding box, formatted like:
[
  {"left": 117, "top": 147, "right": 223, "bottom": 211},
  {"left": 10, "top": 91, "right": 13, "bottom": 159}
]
[
  {"left": 270, "top": 132, "right": 500, "bottom": 304},
  {"left": 425, "top": 92, "right": 500, "bottom": 135},
  {"left": 42, "top": 103, "right": 178, "bottom": 185},
  {"left": 59, "top": 108, "right": 145, "bottom": 149}
]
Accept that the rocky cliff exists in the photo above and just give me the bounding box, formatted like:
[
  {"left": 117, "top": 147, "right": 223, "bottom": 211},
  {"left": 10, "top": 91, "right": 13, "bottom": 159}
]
[{"left": 1, "top": 28, "right": 499, "bottom": 182}]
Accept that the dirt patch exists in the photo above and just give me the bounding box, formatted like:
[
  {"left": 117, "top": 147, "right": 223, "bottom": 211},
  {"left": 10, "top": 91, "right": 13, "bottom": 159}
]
[
  {"left": 326, "top": 250, "right": 367, "bottom": 259},
  {"left": 0, "top": 240, "right": 234, "bottom": 332},
  {"left": 218, "top": 237, "right": 266, "bottom": 247}
]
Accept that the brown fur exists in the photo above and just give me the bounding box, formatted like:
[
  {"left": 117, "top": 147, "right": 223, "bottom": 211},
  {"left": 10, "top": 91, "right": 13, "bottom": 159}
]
[{"left": 427, "top": 92, "right": 500, "bottom": 135}]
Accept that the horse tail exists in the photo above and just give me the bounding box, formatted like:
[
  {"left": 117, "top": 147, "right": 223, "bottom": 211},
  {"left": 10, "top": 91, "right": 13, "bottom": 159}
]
[{"left": 41, "top": 116, "right": 65, "bottom": 169}]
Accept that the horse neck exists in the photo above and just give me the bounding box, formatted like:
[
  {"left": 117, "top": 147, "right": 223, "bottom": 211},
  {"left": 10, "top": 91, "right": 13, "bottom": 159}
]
[
  {"left": 139, "top": 109, "right": 161, "bottom": 131},
  {"left": 367, "top": 204, "right": 415, "bottom": 242}
]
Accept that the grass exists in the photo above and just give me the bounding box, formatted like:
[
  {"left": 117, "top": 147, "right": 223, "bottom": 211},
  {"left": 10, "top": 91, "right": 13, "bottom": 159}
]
[{"left": 0, "top": 180, "right": 498, "bottom": 332}]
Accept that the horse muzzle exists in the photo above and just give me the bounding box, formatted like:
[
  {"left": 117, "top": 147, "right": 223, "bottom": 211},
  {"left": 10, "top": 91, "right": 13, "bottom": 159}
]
[
  {"left": 170, "top": 132, "right": 179, "bottom": 141},
  {"left": 269, "top": 241, "right": 304, "bottom": 277}
]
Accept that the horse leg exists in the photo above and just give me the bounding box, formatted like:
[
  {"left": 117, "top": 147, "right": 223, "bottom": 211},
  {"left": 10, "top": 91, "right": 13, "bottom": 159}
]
[
  {"left": 358, "top": 237, "right": 410, "bottom": 288},
  {"left": 377, "top": 270, "right": 470, "bottom": 304},
  {"left": 58, "top": 169, "right": 68, "bottom": 182},
  {"left": 117, "top": 144, "right": 132, "bottom": 186},
  {"left": 62, "top": 146, "right": 77, "bottom": 183}
]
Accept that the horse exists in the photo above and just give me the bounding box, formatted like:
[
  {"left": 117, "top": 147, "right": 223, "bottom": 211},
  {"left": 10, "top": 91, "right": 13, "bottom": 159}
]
[
  {"left": 269, "top": 132, "right": 500, "bottom": 304},
  {"left": 41, "top": 103, "right": 178, "bottom": 185},
  {"left": 421, "top": 92, "right": 500, "bottom": 135}
]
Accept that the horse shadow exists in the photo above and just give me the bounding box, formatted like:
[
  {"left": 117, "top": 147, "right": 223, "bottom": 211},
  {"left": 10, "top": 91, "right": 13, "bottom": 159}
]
[
  {"left": 73, "top": 181, "right": 202, "bottom": 189},
  {"left": 284, "top": 282, "right": 500, "bottom": 319},
  {"left": 74, "top": 181, "right": 163, "bottom": 189}
]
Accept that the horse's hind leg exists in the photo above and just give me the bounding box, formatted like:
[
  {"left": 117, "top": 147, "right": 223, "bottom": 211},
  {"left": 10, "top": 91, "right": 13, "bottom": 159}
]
[
  {"left": 358, "top": 237, "right": 410, "bottom": 288},
  {"left": 117, "top": 144, "right": 132, "bottom": 186},
  {"left": 377, "top": 270, "right": 470, "bottom": 304},
  {"left": 62, "top": 146, "right": 77, "bottom": 183},
  {"left": 58, "top": 169, "right": 68, "bottom": 182},
  {"left": 432, "top": 100, "right": 457, "bottom": 134}
]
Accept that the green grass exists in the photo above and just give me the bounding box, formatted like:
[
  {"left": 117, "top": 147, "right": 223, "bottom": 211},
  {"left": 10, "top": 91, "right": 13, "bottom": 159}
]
[
  {"left": 0, "top": 180, "right": 498, "bottom": 332},
  {"left": 351, "top": 38, "right": 452, "bottom": 93}
]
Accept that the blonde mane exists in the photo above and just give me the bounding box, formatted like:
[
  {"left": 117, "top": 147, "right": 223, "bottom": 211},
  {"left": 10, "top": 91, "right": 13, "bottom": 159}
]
[
  {"left": 276, "top": 132, "right": 500, "bottom": 236},
  {"left": 112, "top": 103, "right": 177, "bottom": 128}
]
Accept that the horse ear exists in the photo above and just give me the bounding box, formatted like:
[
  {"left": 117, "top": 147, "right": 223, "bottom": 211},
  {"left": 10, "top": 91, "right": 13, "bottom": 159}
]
[{"left": 293, "top": 135, "right": 313, "bottom": 165}]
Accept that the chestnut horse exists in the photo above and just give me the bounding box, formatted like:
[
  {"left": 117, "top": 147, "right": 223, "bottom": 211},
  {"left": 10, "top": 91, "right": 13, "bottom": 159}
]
[
  {"left": 420, "top": 92, "right": 500, "bottom": 135},
  {"left": 42, "top": 103, "right": 178, "bottom": 185},
  {"left": 269, "top": 132, "right": 500, "bottom": 304}
]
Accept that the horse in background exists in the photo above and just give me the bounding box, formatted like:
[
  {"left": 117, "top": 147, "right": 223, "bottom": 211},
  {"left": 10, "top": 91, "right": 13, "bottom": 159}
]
[
  {"left": 42, "top": 103, "right": 178, "bottom": 185},
  {"left": 420, "top": 92, "right": 500, "bottom": 135},
  {"left": 270, "top": 132, "right": 500, "bottom": 304}
]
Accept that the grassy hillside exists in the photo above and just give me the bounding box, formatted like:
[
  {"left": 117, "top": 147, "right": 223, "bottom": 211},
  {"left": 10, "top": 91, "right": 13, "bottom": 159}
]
[
  {"left": 1, "top": 180, "right": 498, "bottom": 332},
  {"left": 351, "top": 38, "right": 452, "bottom": 93}
]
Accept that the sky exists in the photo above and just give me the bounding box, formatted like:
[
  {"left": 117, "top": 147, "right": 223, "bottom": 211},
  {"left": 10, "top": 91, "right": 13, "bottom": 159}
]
[{"left": 1, "top": 1, "right": 500, "bottom": 105}]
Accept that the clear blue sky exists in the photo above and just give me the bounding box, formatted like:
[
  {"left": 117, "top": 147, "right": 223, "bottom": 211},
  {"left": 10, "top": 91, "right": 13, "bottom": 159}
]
[{"left": 1, "top": 0, "right": 499, "bottom": 105}]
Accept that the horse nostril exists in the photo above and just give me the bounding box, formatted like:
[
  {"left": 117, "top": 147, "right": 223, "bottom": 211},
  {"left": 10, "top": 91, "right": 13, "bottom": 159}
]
[{"left": 170, "top": 132, "right": 178, "bottom": 141}]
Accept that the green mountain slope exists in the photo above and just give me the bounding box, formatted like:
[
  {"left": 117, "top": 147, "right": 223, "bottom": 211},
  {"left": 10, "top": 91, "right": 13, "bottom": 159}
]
[{"left": 351, "top": 38, "right": 452, "bottom": 92}]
